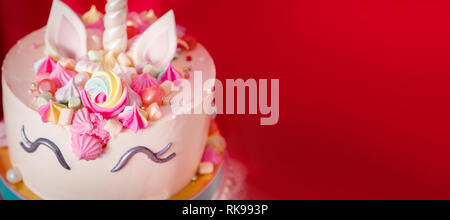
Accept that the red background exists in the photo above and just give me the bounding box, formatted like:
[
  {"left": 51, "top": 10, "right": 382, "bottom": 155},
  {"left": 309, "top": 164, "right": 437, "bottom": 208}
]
[{"left": 2, "top": 0, "right": 450, "bottom": 199}]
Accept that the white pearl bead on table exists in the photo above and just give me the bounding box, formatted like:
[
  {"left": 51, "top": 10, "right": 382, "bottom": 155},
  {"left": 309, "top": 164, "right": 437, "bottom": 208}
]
[{"left": 6, "top": 168, "right": 22, "bottom": 184}]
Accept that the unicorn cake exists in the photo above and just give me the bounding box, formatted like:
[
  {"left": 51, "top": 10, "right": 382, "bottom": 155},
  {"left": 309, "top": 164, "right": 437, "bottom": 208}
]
[{"left": 0, "top": 0, "right": 226, "bottom": 200}]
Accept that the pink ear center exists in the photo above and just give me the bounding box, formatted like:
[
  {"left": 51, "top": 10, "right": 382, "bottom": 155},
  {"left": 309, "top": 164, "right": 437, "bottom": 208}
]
[
  {"left": 56, "top": 17, "right": 82, "bottom": 59},
  {"left": 144, "top": 31, "right": 169, "bottom": 67},
  {"left": 95, "top": 92, "right": 107, "bottom": 104}
]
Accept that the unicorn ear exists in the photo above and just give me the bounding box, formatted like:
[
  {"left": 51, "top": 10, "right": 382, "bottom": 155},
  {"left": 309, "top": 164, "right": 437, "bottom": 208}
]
[
  {"left": 132, "top": 10, "right": 177, "bottom": 71},
  {"left": 45, "top": 0, "right": 87, "bottom": 60}
]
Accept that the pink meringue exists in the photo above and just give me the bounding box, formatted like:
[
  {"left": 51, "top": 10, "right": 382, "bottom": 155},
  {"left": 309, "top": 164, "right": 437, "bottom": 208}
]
[
  {"left": 38, "top": 56, "right": 57, "bottom": 73},
  {"left": 38, "top": 102, "right": 51, "bottom": 123},
  {"left": 131, "top": 73, "right": 159, "bottom": 94},
  {"left": 201, "top": 146, "right": 222, "bottom": 166},
  {"left": 50, "top": 63, "right": 76, "bottom": 87},
  {"left": 119, "top": 104, "right": 149, "bottom": 133},
  {"left": 160, "top": 63, "right": 182, "bottom": 84},
  {"left": 71, "top": 108, "right": 94, "bottom": 135},
  {"left": 126, "top": 85, "right": 143, "bottom": 107},
  {"left": 71, "top": 134, "right": 104, "bottom": 161},
  {"left": 71, "top": 108, "right": 110, "bottom": 145}
]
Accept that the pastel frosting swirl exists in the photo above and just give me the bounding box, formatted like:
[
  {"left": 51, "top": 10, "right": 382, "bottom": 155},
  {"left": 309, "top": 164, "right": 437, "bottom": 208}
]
[{"left": 81, "top": 71, "right": 128, "bottom": 118}]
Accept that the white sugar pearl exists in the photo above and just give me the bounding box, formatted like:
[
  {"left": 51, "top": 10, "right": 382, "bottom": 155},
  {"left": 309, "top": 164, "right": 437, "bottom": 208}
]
[
  {"left": 75, "top": 72, "right": 90, "bottom": 87},
  {"left": 6, "top": 168, "right": 22, "bottom": 184}
]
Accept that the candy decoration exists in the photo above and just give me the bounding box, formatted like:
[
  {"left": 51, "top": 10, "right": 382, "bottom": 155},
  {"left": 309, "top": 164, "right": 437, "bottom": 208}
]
[
  {"left": 159, "top": 80, "right": 176, "bottom": 96},
  {"left": 140, "top": 9, "right": 158, "bottom": 25},
  {"left": 160, "top": 63, "right": 182, "bottom": 84},
  {"left": 37, "top": 79, "right": 58, "bottom": 95},
  {"left": 206, "top": 134, "right": 227, "bottom": 153},
  {"left": 59, "top": 58, "right": 76, "bottom": 70},
  {"left": 131, "top": 73, "right": 159, "bottom": 94},
  {"left": 36, "top": 72, "right": 51, "bottom": 84},
  {"left": 38, "top": 100, "right": 67, "bottom": 124},
  {"left": 113, "top": 64, "right": 137, "bottom": 85},
  {"left": 68, "top": 96, "right": 82, "bottom": 109},
  {"left": 55, "top": 79, "right": 80, "bottom": 103},
  {"left": 201, "top": 146, "right": 222, "bottom": 166},
  {"left": 180, "top": 34, "right": 198, "bottom": 51},
  {"left": 104, "top": 119, "right": 123, "bottom": 137},
  {"left": 71, "top": 108, "right": 110, "bottom": 145},
  {"left": 75, "top": 60, "right": 102, "bottom": 74},
  {"left": 34, "top": 57, "right": 46, "bottom": 73},
  {"left": 128, "top": 12, "right": 150, "bottom": 33},
  {"left": 117, "top": 52, "right": 132, "bottom": 67},
  {"left": 82, "top": 5, "right": 103, "bottom": 25},
  {"left": 146, "top": 103, "right": 162, "bottom": 121},
  {"left": 72, "top": 134, "right": 104, "bottom": 161},
  {"left": 6, "top": 168, "right": 22, "bottom": 184},
  {"left": 143, "top": 64, "right": 159, "bottom": 77},
  {"left": 50, "top": 63, "right": 76, "bottom": 87},
  {"left": 119, "top": 104, "right": 149, "bottom": 133},
  {"left": 58, "top": 108, "right": 75, "bottom": 126},
  {"left": 103, "top": 0, "right": 128, "bottom": 54},
  {"left": 88, "top": 50, "right": 103, "bottom": 62},
  {"left": 36, "top": 92, "right": 53, "bottom": 108},
  {"left": 198, "top": 162, "right": 214, "bottom": 175},
  {"left": 126, "top": 85, "right": 143, "bottom": 106},
  {"left": 141, "top": 86, "right": 164, "bottom": 107},
  {"left": 102, "top": 51, "right": 117, "bottom": 71},
  {"left": 37, "top": 56, "right": 57, "bottom": 73},
  {"left": 81, "top": 71, "right": 128, "bottom": 118}
]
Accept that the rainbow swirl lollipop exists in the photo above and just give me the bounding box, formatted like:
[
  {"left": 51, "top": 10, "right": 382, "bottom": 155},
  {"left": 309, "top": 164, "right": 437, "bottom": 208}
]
[{"left": 80, "top": 71, "right": 128, "bottom": 118}]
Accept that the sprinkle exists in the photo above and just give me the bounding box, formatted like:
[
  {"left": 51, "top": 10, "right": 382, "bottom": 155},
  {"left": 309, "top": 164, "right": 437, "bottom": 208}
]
[
  {"left": 186, "top": 55, "right": 192, "bottom": 62},
  {"left": 198, "top": 162, "right": 214, "bottom": 175}
]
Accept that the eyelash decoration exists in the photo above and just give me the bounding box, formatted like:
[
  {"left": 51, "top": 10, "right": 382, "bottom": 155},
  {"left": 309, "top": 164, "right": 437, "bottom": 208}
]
[
  {"left": 20, "top": 126, "right": 71, "bottom": 170},
  {"left": 111, "top": 143, "right": 176, "bottom": 173}
]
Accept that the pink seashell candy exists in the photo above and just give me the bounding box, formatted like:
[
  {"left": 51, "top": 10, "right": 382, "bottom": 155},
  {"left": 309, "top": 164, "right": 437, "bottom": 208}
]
[
  {"left": 50, "top": 63, "right": 76, "bottom": 88},
  {"left": 71, "top": 134, "right": 104, "bottom": 161}
]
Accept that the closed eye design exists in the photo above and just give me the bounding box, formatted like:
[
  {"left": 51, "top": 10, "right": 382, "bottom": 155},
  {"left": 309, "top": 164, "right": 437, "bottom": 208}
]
[
  {"left": 20, "top": 126, "right": 176, "bottom": 173},
  {"left": 20, "top": 126, "right": 71, "bottom": 170},
  {"left": 111, "top": 143, "right": 176, "bottom": 173}
]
